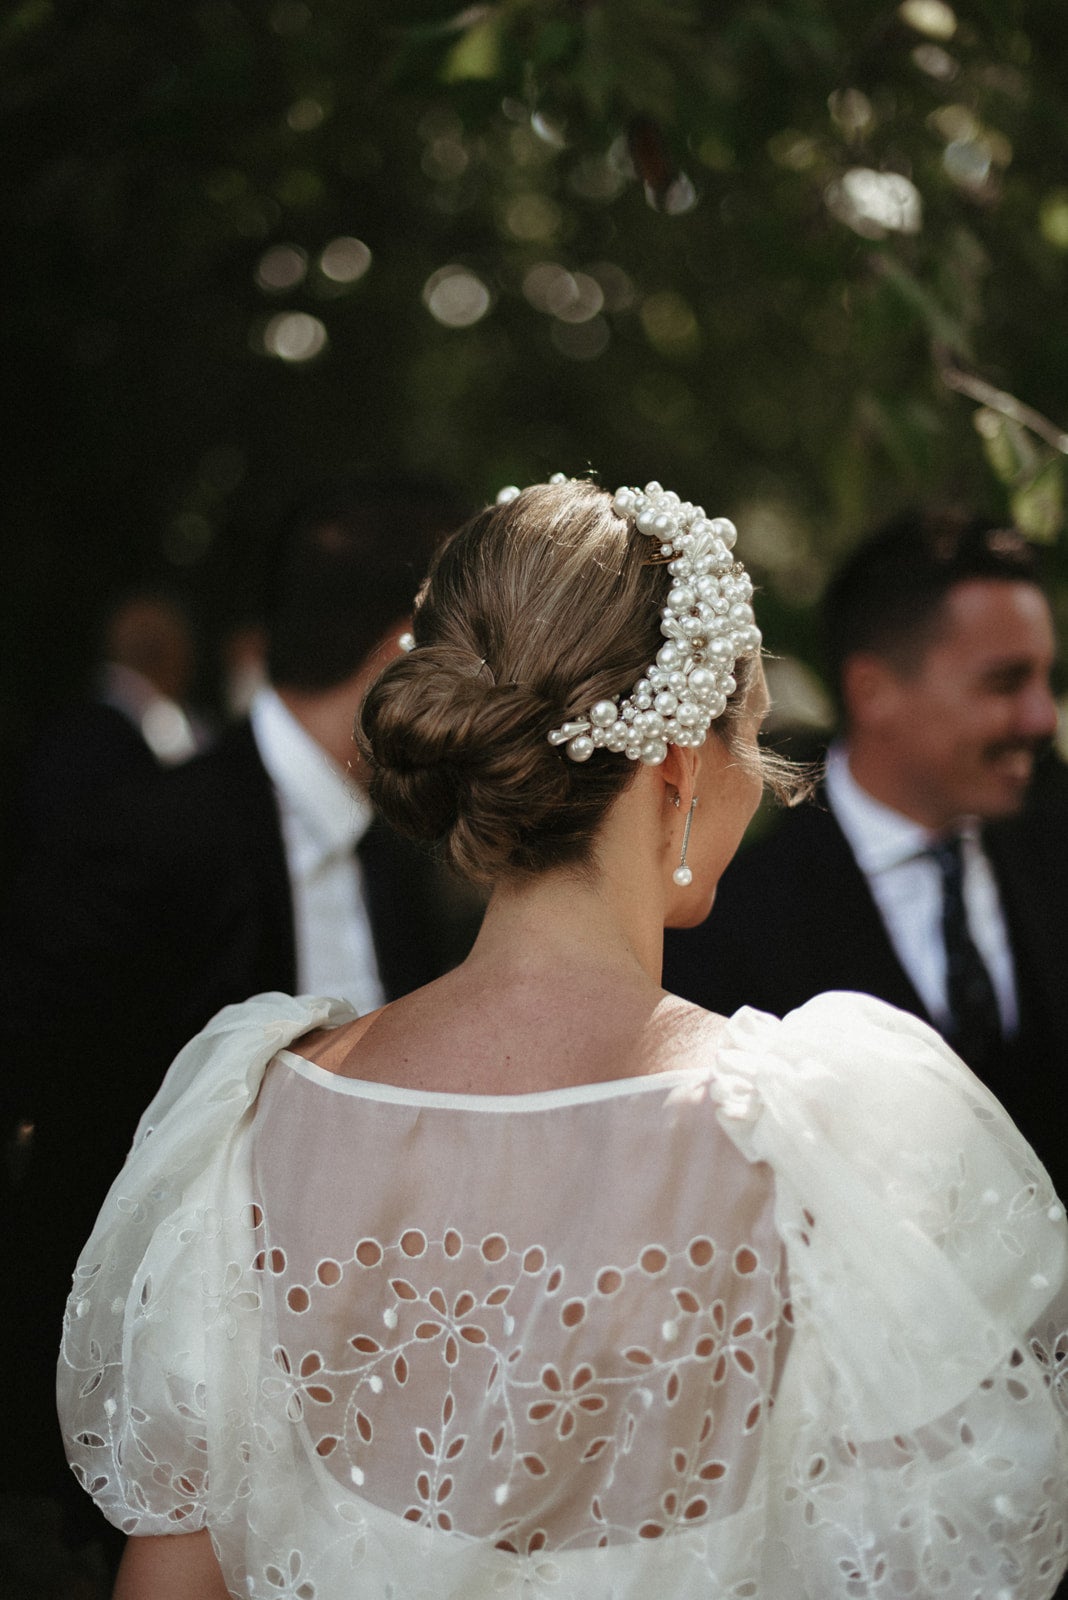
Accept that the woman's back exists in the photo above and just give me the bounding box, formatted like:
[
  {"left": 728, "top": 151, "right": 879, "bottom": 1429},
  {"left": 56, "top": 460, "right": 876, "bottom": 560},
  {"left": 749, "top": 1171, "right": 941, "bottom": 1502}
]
[{"left": 256, "top": 1029, "right": 785, "bottom": 1550}]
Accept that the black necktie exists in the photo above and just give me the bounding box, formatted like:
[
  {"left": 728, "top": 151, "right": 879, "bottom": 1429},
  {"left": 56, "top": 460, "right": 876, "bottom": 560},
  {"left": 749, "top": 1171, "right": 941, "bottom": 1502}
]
[{"left": 928, "top": 834, "right": 1002, "bottom": 1071}]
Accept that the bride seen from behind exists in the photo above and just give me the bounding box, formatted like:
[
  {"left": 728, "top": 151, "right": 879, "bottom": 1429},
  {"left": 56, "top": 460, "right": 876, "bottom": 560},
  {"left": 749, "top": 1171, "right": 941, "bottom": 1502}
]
[{"left": 62, "top": 477, "right": 1068, "bottom": 1599}]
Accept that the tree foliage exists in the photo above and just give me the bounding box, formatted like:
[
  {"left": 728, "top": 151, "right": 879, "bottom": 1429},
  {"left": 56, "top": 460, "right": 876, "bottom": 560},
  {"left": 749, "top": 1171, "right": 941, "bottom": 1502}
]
[{"left": 4, "top": 0, "right": 1068, "bottom": 731}]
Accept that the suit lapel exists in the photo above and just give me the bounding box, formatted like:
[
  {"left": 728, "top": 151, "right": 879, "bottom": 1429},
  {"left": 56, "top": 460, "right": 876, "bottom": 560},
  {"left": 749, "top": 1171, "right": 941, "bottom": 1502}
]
[
  {"left": 985, "top": 816, "right": 1068, "bottom": 1062},
  {"left": 228, "top": 722, "right": 299, "bottom": 994},
  {"left": 801, "top": 800, "right": 935, "bottom": 1024}
]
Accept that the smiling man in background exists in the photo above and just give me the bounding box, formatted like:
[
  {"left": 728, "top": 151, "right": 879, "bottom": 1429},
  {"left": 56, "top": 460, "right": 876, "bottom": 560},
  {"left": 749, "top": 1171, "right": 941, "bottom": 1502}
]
[{"left": 664, "top": 510, "right": 1068, "bottom": 1189}]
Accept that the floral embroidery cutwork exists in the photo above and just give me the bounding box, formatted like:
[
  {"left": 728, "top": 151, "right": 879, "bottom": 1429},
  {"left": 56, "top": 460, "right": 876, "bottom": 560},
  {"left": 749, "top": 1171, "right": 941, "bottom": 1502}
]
[{"left": 261, "top": 1220, "right": 785, "bottom": 1550}]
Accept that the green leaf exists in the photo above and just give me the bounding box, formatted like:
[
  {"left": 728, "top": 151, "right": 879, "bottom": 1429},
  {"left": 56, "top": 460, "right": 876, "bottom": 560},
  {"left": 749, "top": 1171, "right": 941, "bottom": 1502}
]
[
  {"left": 874, "top": 253, "right": 968, "bottom": 353},
  {"left": 975, "top": 410, "right": 1038, "bottom": 487},
  {"left": 1011, "top": 458, "right": 1064, "bottom": 544},
  {"left": 442, "top": 11, "right": 506, "bottom": 82}
]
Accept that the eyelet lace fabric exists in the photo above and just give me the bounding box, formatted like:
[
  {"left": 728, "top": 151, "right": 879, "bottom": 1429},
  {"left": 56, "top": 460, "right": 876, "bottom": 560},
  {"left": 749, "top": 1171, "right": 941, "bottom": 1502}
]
[{"left": 59, "top": 992, "right": 1068, "bottom": 1598}]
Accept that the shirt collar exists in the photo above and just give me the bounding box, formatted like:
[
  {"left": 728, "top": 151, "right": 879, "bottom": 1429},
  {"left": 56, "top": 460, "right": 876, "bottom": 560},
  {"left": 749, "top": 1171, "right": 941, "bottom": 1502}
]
[
  {"left": 824, "top": 742, "right": 979, "bottom": 875},
  {"left": 249, "top": 686, "right": 373, "bottom": 860}
]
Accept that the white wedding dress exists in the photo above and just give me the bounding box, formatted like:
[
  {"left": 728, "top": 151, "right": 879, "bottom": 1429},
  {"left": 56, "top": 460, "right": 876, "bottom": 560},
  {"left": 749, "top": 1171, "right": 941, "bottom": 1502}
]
[{"left": 58, "top": 991, "right": 1068, "bottom": 1598}]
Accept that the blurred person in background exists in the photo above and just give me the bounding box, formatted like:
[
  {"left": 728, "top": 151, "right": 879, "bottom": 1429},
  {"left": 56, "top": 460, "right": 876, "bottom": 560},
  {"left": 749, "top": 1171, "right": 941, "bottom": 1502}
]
[
  {"left": 12, "top": 591, "right": 209, "bottom": 852},
  {"left": 0, "top": 472, "right": 481, "bottom": 1565},
  {"left": 664, "top": 510, "right": 1068, "bottom": 1197}
]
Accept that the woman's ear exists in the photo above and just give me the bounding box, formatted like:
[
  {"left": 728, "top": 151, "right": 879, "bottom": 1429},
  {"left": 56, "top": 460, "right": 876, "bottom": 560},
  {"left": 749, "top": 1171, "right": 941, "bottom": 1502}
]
[{"left": 659, "top": 744, "right": 701, "bottom": 810}]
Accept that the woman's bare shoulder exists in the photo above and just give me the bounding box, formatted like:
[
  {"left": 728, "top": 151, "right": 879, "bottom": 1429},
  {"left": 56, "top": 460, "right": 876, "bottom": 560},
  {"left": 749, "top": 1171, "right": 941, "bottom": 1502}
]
[
  {"left": 649, "top": 993, "right": 731, "bottom": 1069},
  {"left": 288, "top": 1007, "right": 390, "bottom": 1075}
]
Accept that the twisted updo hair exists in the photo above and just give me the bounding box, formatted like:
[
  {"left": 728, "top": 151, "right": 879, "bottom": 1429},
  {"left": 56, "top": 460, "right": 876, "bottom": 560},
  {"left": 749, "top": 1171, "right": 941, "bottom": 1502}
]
[{"left": 358, "top": 478, "right": 760, "bottom": 885}]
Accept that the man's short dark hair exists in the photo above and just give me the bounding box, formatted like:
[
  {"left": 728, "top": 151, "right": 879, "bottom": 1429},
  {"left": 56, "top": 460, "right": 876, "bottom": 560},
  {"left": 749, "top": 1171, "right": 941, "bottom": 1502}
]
[
  {"left": 264, "top": 473, "right": 471, "bottom": 691},
  {"left": 824, "top": 509, "right": 1043, "bottom": 706}
]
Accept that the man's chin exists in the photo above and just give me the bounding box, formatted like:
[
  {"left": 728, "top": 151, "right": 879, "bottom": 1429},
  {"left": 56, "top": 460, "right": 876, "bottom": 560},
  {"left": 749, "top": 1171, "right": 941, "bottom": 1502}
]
[{"left": 980, "top": 775, "right": 1034, "bottom": 818}]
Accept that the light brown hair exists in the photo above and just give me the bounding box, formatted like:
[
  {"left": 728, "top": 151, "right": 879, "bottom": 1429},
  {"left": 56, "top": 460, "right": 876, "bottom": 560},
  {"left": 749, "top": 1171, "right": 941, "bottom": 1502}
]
[{"left": 358, "top": 479, "right": 794, "bottom": 885}]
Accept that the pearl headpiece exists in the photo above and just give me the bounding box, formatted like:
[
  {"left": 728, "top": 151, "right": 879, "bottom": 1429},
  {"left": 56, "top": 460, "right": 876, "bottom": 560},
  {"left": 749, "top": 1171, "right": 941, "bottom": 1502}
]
[{"left": 542, "top": 479, "right": 762, "bottom": 766}]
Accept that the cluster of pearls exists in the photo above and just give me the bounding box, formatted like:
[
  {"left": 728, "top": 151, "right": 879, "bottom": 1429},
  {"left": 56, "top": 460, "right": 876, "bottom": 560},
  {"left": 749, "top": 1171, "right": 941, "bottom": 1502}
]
[{"left": 546, "top": 481, "right": 762, "bottom": 765}]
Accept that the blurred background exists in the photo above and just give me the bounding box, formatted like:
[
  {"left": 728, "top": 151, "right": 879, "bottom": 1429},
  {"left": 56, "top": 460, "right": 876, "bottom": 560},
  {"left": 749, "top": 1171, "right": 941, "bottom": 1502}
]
[{"left": 4, "top": 0, "right": 1068, "bottom": 849}]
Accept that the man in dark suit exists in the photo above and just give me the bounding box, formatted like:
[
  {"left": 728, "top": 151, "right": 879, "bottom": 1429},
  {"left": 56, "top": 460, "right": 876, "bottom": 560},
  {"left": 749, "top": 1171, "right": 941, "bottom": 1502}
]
[
  {"left": 0, "top": 473, "right": 480, "bottom": 1546},
  {"left": 664, "top": 511, "right": 1068, "bottom": 1194},
  {"left": 11, "top": 591, "right": 207, "bottom": 862}
]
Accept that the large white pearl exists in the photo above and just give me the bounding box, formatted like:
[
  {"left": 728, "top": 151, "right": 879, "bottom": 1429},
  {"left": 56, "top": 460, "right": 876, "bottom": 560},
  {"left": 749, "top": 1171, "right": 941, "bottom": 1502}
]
[
  {"left": 673, "top": 865, "right": 693, "bottom": 887},
  {"left": 589, "top": 700, "right": 618, "bottom": 728},
  {"left": 567, "top": 735, "right": 595, "bottom": 762}
]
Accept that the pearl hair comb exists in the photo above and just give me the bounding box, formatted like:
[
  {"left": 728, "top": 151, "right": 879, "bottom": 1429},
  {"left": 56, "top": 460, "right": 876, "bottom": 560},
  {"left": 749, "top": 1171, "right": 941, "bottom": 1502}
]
[
  {"left": 539, "top": 479, "right": 762, "bottom": 765},
  {"left": 400, "top": 476, "right": 761, "bottom": 768}
]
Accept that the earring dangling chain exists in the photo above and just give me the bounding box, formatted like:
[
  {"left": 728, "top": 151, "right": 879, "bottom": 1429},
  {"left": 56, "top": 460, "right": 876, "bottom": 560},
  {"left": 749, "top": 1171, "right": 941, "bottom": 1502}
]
[{"left": 673, "top": 797, "right": 697, "bottom": 887}]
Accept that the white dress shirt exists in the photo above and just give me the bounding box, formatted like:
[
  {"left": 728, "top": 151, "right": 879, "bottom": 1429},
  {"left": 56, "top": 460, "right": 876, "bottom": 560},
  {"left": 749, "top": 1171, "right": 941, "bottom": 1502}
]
[
  {"left": 249, "top": 687, "right": 385, "bottom": 1014},
  {"left": 824, "top": 743, "right": 1018, "bottom": 1035},
  {"left": 97, "top": 662, "right": 203, "bottom": 765}
]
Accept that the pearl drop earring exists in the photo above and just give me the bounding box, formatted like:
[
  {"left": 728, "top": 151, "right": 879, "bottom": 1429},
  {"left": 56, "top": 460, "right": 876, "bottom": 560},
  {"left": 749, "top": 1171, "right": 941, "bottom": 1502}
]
[{"left": 674, "top": 797, "right": 697, "bottom": 887}]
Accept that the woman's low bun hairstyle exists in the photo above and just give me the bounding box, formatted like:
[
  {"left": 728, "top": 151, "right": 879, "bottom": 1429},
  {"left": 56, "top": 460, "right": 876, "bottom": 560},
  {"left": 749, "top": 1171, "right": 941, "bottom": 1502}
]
[{"left": 358, "top": 478, "right": 754, "bottom": 885}]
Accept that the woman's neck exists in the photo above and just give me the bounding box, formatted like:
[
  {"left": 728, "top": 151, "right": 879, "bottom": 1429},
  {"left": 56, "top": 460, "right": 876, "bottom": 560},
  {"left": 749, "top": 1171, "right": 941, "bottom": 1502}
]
[{"left": 469, "top": 867, "right": 664, "bottom": 994}]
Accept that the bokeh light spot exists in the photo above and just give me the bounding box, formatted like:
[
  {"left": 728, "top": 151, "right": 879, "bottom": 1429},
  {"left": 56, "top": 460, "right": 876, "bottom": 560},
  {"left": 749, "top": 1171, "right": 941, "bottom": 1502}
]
[
  {"left": 319, "top": 236, "right": 371, "bottom": 283},
  {"left": 1040, "top": 191, "right": 1068, "bottom": 250},
  {"left": 422, "top": 137, "right": 469, "bottom": 182},
  {"left": 503, "top": 193, "right": 561, "bottom": 243},
  {"left": 828, "top": 89, "right": 875, "bottom": 139},
  {"left": 640, "top": 292, "right": 700, "bottom": 358},
  {"left": 825, "top": 168, "right": 922, "bottom": 237},
  {"left": 551, "top": 317, "right": 610, "bottom": 361},
  {"left": 255, "top": 244, "right": 308, "bottom": 292},
  {"left": 286, "top": 97, "right": 325, "bottom": 133},
  {"left": 523, "top": 262, "right": 575, "bottom": 315},
  {"left": 423, "top": 267, "right": 492, "bottom": 328},
  {"left": 263, "top": 312, "right": 328, "bottom": 361},
  {"left": 898, "top": 0, "right": 957, "bottom": 39},
  {"left": 551, "top": 272, "right": 604, "bottom": 324},
  {"left": 912, "top": 43, "right": 958, "bottom": 79},
  {"left": 588, "top": 261, "right": 636, "bottom": 312},
  {"left": 943, "top": 138, "right": 992, "bottom": 190},
  {"left": 768, "top": 131, "right": 821, "bottom": 172}
]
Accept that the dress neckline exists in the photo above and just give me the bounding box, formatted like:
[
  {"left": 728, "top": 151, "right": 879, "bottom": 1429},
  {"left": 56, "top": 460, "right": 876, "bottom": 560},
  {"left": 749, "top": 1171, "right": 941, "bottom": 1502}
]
[{"left": 275, "top": 1046, "right": 719, "bottom": 1113}]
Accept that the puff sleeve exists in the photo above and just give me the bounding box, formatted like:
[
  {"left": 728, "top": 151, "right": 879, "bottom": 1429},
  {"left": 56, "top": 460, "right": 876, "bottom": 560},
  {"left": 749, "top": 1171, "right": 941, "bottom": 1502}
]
[
  {"left": 57, "top": 992, "right": 357, "bottom": 1535},
  {"left": 715, "top": 992, "right": 1068, "bottom": 1597}
]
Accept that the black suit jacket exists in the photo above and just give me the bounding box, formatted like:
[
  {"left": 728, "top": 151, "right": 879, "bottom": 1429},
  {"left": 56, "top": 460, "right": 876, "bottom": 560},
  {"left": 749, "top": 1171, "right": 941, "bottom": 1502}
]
[
  {"left": 4, "top": 719, "right": 480, "bottom": 1146},
  {"left": 663, "top": 789, "right": 1068, "bottom": 1197}
]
